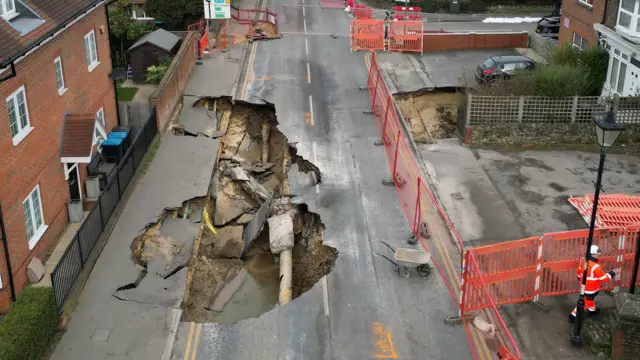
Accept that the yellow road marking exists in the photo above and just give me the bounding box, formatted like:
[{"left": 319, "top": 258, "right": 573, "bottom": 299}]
[
  {"left": 190, "top": 324, "right": 202, "bottom": 360},
  {"left": 362, "top": 51, "right": 494, "bottom": 360},
  {"left": 250, "top": 76, "right": 272, "bottom": 81},
  {"left": 183, "top": 322, "right": 195, "bottom": 360},
  {"left": 372, "top": 321, "right": 398, "bottom": 359}
]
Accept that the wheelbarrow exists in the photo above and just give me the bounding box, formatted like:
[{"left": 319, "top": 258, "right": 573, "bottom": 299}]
[{"left": 376, "top": 241, "right": 432, "bottom": 279}]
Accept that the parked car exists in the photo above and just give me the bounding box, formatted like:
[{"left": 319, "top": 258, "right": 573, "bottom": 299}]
[
  {"left": 535, "top": 16, "right": 560, "bottom": 39},
  {"left": 475, "top": 56, "right": 536, "bottom": 84}
]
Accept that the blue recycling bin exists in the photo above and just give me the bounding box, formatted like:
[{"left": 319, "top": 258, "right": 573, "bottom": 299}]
[
  {"left": 109, "top": 127, "right": 131, "bottom": 150},
  {"left": 101, "top": 136, "right": 125, "bottom": 163}
]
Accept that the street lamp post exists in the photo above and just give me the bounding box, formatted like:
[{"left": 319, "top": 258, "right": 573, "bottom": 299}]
[{"left": 571, "top": 107, "right": 625, "bottom": 346}]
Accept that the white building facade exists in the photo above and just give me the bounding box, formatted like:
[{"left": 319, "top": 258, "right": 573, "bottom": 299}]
[{"left": 595, "top": 0, "right": 640, "bottom": 97}]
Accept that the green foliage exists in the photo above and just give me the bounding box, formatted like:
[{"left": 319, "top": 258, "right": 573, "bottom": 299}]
[
  {"left": 108, "top": 0, "right": 151, "bottom": 41},
  {"left": 0, "top": 287, "right": 58, "bottom": 360},
  {"left": 549, "top": 45, "right": 610, "bottom": 96},
  {"left": 529, "top": 65, "right": 589, "bottom": 97},
  {"left": 145, "top": 64, "right": 169, "bottom": 84},
  {"left": 145, "top": 0, "right": 202, "bottom": 30}
]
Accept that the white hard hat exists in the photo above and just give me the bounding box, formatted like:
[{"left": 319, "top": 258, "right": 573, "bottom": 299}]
[{"left": 590, "top": 245, "right": 602, "bottom": 256}]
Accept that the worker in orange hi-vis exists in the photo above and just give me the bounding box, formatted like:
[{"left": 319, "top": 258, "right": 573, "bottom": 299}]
[{"left": 569, "top": 245, "right": 616, "bottom": 323}]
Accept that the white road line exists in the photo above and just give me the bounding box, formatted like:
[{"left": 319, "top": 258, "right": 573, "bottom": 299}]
[
  {"left": 305, "top": 38, "right": 309, "bottom": 55},
  {"left": 307, "top": 62, "right": 311, "bottom": 83},
  {"left": 322, "top": 275, "right": 329, "bottom": 316},
  {"left": 303, "top": 19, "right": 307, "bottom": 33},
  {"left": 308, "top": 94, "right": 314, "bottom": 126},
  {"left": 303, "top": 6, "right": 306, "bottom": 16}
]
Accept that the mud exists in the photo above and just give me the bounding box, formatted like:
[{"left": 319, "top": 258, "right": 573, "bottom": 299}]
[
  {"left": 395, "top": 90, "right": 458, "bottom": 144},
  {"left": 181, "top": 98, "right": 337, "bottom": 323}
]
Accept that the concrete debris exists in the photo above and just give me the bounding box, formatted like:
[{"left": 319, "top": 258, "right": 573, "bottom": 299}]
[
  {"left": 225, "top": 166, "right": 250, "bottom": 181},
  {"left": 202, "top": 225, "right": 244, "bottom": 258},
  {"left": 473, "top": 317, "right": 496, "bottom": 336},
  {"left": 208, "top": 267, "right": 247, "bottom": 311},
  {"left": 242, "top": 195, "right": 273, "bottom": 255},
  {"left": 146, "top": 218, "right": 198, "bottom": 278},
  {"left": 214, "top": 191, "right": 254, "bottom": 226},
  {"left": 244, "top": 162, "right": 275, "bottom": 174},
  {"left": 236, "top": 213, "right": 253, "bottom": 225},
  {"left": 268, "top": 212, "right": 295, "bottom": 254},
  {"left": 205, "top": 264, "right": 242, "bottom": 311},
  {"left": 238, "top": 171, "right": 271, "bottom": 203}
]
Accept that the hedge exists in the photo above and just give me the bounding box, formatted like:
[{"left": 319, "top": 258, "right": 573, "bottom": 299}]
[{"left": 0, "top": 286, "right": 58, "bottom": 360}]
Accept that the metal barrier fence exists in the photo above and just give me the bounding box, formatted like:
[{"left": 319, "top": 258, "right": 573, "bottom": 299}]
[
  {"left": 392, "top": 6, "right": 422, "bottom": 20},
  {"left": 366, "top": 51, "right": 522, "bottom": 359},
  {"left": 461, "top": 225, "right": 640, "bottom": 314},
  {"left": 351, "top": 20, "right": 424, "bottom": 53},
  {"left": 50, "top": 109, "right": 159, "bottom": 315},
  {"left": 352, "top": 4, "right": 373, "bottom": 19},
  {"left": 231, "top": 5, "right": 278, "bottom": 30},
  {"left": 388, "top": 21, "right": 423, "bottom": 53},
  {"left": 350, "top": 20, "right": 385, "bottom": 51}
]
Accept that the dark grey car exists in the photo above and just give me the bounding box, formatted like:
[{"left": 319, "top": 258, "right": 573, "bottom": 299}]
[{"left": 475, "top": 55, "right": 536, "bottom": 84}]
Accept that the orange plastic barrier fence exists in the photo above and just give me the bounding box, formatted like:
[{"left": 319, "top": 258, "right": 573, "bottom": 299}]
[
  {"left": 367, "top": 51, "right": 522, "bottom": 360},
  {"left": 392, "top": 6, "right": 422, "bottom": 20},
  {"left": 388, "top": 21, "right": 424, "bottom": 53},
  {"left": 231, "top": 5, "right": 279, "bottom": 32},
  {"left": 353, "top": 4, "right": 373, "bottom": 19},
  {"left": 350, "top": 20, "right": 385, "bottom": 51},
  {"left": 462, "top": 225, "right": 640, "bottom": 314},
  {"left": 569, "top": 194, "right": 640, "bottom": 228}
]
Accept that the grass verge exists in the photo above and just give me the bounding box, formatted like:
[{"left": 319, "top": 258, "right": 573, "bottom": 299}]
[
  {"left": 140, "top": 135, "right": 161, "bottom": 175},
  {"left": 117, "top": 87, "right": 139, "bottom": 102}
]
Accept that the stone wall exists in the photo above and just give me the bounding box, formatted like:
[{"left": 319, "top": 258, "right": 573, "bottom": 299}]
[{"left": 611, "top": 293, "right": 640, "bottom": 360}]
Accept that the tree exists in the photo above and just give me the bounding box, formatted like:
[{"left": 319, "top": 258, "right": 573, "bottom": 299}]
[
  {"left": 108, "top": 0, "right": 149, "bottom": 40},
  {"left": 145, "top": 0, "right": 203, "bottom": 30}
]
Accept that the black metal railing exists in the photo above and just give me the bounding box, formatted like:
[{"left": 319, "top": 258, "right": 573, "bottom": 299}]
[{"left": 51, "top": 108, "right": 158, "bottom": 315}]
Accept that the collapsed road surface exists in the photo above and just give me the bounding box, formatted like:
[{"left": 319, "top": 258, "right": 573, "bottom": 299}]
[{"left": 170, "top": 1, "right": 473, "bottom": 359}]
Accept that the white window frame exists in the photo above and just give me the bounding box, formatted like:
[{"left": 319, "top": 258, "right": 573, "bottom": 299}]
[
  {"left": 577, "top": 0, "right": 593, "bottom": 8},
  {"left": 54, "top": 56, "right": 67, "bottom": 95},
  {"left": 607, "top": 49, "right": 630, "bottom": 95},
  {"left": 132, "top": 6, "right": 154, "bottom": 20},
  {"left": 0, "top": 0, "right": 18, "bottom": 21},
  {"left": 84, "top": 30, "right": 99, "bottom": 72},
  {"left": 94, "top": 107, "right": 107, "bottom": 146},
  {"left": 6, "top": 85, "right": 32, "bottom": 146},
  {"left": 23, "top": 185, "right": 47, "bottom": 250},
  {"left": 572, "top": 33, "right": 588, "bottom": 51},
  {"left": 617, "top": 0, "right": 640, "bottom": 37}
]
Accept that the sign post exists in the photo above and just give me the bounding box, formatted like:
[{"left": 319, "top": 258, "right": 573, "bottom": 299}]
[{"left": 204, "top": 0, "right": 232, "bottom": 57}]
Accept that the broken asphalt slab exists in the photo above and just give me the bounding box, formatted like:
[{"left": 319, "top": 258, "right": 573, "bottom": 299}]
[
  {"left": 146, "top": 218, "right": 199, "bottom": 278},
  {"left": 113, "top": 267, "right": 188, "bottom": 308},
  {"left": 377, "top": 49, "right": 520, "bottom": 93},
  {"left": 180, "top": 100, "right": 217, "bottom": 136},
  {"left": 242, "top": 194, "right": 273, "bottom": 255}
]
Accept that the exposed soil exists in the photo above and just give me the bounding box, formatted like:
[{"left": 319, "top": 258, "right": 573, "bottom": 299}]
[
  {"left": 181, "top": 98, "right": 337, "bottom": 323},
  {"left": 395, "top": 90, "right": 458, "bottom": 144}
]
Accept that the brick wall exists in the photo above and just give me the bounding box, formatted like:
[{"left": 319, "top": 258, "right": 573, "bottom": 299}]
[
  {"left": 605, "top": 0, "right": 621, "bottom": 30},
  {"left": 558, "top": 0, "right": 606, "bottom": 48},
  {"left": 421, "top": 32, "right": 528, "bottom": 52},
  {"left": 150, "top": 31, "right": 198, "bottom": 131},
  {"left": 0, "top": 5, "right": 117, "bottom": 313}
]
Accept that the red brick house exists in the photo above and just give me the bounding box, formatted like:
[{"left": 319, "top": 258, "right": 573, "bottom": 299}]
[
  {"left": 0, "top": 0, "right": 118, "bottom": 312},
  {"left": 558, "top": 0, "right": 606, "bottom": 50}
]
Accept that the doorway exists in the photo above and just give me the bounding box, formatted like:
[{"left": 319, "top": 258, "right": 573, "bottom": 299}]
[{"left": 65, "top": 163, "right": 82, "bottom": 201}]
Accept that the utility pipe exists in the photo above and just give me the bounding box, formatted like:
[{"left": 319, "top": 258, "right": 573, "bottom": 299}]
[
  {"left": 279, "top": 249, "right": 292, "bottom": 305},
  {"left": 261, "top": 122, "right": 271, "bottom": 164}
]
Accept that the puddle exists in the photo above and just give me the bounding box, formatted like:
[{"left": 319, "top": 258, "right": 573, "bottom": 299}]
[{"left": 209, "top": 254, "right": 280, "bottom": 324}]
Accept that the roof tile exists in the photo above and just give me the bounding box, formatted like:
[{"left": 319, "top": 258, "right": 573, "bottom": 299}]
[{"left": 60, "top": 113, "right": 95, "bottom": 158}]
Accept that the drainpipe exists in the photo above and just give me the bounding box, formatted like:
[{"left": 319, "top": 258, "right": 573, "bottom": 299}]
[
  {"left": 105, "top": 1, "right": 122, "bottom": 127},
  {"left": 0, "top": 204, "right": 17, "bottom": 302}
]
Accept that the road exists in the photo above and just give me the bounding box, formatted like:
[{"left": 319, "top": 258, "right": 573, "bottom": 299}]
[{"left": 170, "top": 2, "right": 475, "bottom": 360}]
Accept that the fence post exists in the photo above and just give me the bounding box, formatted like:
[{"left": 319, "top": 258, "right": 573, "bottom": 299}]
[
  {"left": 532, "top": 236, "right": 544, "bottom": 302},
  {"left": 466, "top": 94, "right": 472, "bottom": 126},
  {"left": 382, "top": 95, "right": 392, "bottom": 138},
  {"left": 571, "top": 96, "right": 578, "bottom": 124},
  {"left": 459, "top": 251, "right": 468, "bottom": 316},
  {"left": 98, "top": 198, "right": 105, "bottom": 231},
  {"left": 413, "top": 177, "right": 421, "bottom": 233},
  {"left": 76, "top": 234, "right": 85, "bottom": 269},
  {"left": 518, "top": 96, "right": 524, "bottom": 122},
  {"left": 614, "top": 230, "right": 627, "bottom": 292},
  {"left": 392, "top": 130, "right": 401, "bottom": 182},
  {"left": 371, "top": 69, "right": 381, "bottom": 110},
  {"left": 116, "top": 169, "right": 122, "bottom": 200}
]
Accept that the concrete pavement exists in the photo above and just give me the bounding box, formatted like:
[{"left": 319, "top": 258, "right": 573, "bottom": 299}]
[
  {"left": 50, "top": 136, "right": 219, "bottom": 360},
  {"left": 170, "top": 1, "right": 473, "bottom": 359}
]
